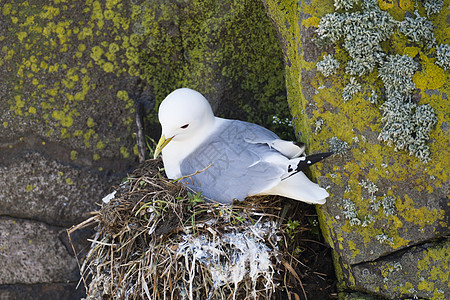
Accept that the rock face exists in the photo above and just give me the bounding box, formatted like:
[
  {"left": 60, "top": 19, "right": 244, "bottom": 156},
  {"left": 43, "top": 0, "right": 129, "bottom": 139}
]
[
  {"left": 0, "top": 217, "right": 77, "bottom": 285},
  {"left": 0, "top": 151, "right": 117, "bottom": 226},
  {"left": 262, "top": 0, "right": 449, "bottom": 299},
  {"left": 0, "top": 0, "right": 287, "bottom": 298}
]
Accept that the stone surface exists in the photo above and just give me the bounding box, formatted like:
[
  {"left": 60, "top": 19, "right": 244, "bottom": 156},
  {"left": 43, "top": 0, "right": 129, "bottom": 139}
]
[
  {"left": 0, "top": 151, "right": 119, "bottom": 226},
  {"left": 0, "top": 283, "right": 85, "bottom": 300},
  {"left": 262, "top": 0, "right": 449, "bottom": 299},
  {"left": 0, "top": 217, "right": 77, "bottom": 285}
]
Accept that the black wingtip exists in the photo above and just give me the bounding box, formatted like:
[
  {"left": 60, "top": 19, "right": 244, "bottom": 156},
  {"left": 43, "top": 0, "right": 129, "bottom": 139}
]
[{"left": 296, "top": 152, "right": 334, "bottom": 171}]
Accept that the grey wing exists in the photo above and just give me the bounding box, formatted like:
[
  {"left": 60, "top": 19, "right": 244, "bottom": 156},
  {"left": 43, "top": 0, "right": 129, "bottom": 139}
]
[
  {"left": 241, "top": 121, "right": 306, "bottom": 159},
  {"left": 180, "top": 121, "right": 285, "bottom": 203}
]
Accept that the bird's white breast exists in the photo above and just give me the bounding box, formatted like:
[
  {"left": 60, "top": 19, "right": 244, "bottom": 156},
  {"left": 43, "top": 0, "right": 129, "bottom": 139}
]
[{"left": 161, "top": 117, "right": 227, "bottom": 179}]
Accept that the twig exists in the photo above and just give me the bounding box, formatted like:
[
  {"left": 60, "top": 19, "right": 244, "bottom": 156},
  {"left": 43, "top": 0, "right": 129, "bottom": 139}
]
[
  {"left": 67, "top": 215, "right": 98, "bottom": 235},
  {"left": 282, "top": 260, "right": 307, "bottom": 300},
  {"left": 135, "top": 101, "right": 146, "bottom": 163},
  {"left": 171, "top": 163, "right": 213, "bottom": 184},
  {"left": 86, "top": 238, "right": 118, "bottom": 247},
  {"left": 66, "top": 229, "right": 88, "bottom": 291}
]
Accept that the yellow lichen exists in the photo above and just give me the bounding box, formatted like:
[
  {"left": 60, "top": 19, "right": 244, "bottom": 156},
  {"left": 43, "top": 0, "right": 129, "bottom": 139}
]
[
  {"left": 120, "top": 146, "right": 129, "bottom": 158},
  {"left": 51, "top": 110, "right": 73, "bottom": 127},
  {"left": 96, "top": 140, "right": 105, "bottom": 150},
  {"left": 302, "top": 16, "right": 320, "bottom": 28},
  {"left": 396, "top": 194, "right": 445, "bottom": 228},
  {"left": 102, "top": 61, "right": 114, "bottom": 72},
  {"left": 70, "top": 150, "right": 77, "bottom": 160},
  {"left": 86, "top": 117, "right": 95, "bottom": 128},
  {"left": 399, "top": 0, "right": 413, "bottom": 11},
  {"left": 378, "top": 0, "right": 394, "bottom": 10},
  {"left": 413, "top": 54, "right": 446, "bottom": 90}
]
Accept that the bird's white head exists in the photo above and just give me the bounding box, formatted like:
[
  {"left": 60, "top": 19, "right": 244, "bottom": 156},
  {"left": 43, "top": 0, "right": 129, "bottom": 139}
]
[{"left": 154, "top": 88, "right": 215, "bottom": 158}]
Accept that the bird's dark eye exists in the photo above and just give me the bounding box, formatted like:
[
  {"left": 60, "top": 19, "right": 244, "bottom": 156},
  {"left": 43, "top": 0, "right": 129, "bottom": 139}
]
[{"left": 180, "top": 124, "right": 189, "bottom": 129}]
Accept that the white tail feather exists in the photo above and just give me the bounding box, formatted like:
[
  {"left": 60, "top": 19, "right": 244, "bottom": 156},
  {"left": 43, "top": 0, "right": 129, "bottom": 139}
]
[{"left": 258, "top": 172, "right": 328, "bottom": 204}]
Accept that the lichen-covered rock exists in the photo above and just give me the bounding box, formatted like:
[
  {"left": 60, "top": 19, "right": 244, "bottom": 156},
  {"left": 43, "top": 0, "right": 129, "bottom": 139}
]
[
  {"left": 352, "top": 240, "right": 449, "bottom": 299},
  {"left": 262, "top": 0, "right": 449, "bottom": 299}
]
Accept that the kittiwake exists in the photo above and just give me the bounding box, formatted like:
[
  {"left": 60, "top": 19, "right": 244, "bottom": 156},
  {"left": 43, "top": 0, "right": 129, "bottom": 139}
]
[{"left": 154, "top": 88, "right": 332, "bottom": 204}]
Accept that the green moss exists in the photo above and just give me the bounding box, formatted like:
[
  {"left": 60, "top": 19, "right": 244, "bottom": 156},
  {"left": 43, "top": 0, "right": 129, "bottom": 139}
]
[{"left": 130, "top": 0, "right": 289, "bottom": 136}]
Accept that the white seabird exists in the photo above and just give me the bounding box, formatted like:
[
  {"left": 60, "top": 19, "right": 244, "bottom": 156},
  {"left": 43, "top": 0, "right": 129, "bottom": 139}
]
[{"left": 154, "top": 88, "right": 332, "bottom": 204}]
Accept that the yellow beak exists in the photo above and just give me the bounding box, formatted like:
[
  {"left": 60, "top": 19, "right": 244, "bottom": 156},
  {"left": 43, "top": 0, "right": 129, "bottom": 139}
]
[{"left": 153, "top": 134, "right": 173, "bottom": 159}]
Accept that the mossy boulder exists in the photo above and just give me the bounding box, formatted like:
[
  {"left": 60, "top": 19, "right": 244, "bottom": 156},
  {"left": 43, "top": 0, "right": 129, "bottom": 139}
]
[{"left": 262, "top": 0, "right": 449, "bottom": 299}]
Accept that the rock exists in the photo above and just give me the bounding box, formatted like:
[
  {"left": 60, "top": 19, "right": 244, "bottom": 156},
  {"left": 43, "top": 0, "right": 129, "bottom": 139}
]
[
  {"left": 0, "top": 217, "right": 77, "bottom": 285},
  {"left": 340, "top": 291, "right": 383, "bottom": 300},
  {"left": 0, "top": 283, "right": 85, "bottom": 300},
  {"left": 352, "top": 240, "right": 449, "bottom": 299},
  {"left": 262, "top": 0, "right": 449, "bottom": 298},
  {"left": 0, "top": 151, "right": 119, "bottom": 226}
]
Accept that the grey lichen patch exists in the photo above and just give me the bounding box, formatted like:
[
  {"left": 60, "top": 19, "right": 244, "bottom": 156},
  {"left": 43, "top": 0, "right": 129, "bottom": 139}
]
[
  {"left": 316, "top": 1, "right": 394, "bottom": 77},
  {"left": 375, "top": 233, "right": 394, "bottom": 245},
  {"left": 359, "top": 179, "right": 378, "bottom": 198},
  {"left": 378, "top": 95, "right": 415, "bottom": 149},
  {"left": 342, "top": 198, "right": 361, "bottom": 226},
  {"left": 436, "top": 43, "right": 450, "bottom": 70},
  {"left": 424, "top": 0, "right": 444, "bottom": 17},
  {"left": 316, "top": 54, "right": 340, "bottom": 77},
  {"left": 376, "top": 54, "right": 438, "bottom": 162},
  {"left": 342, "top": 77, "right": 361, "bottom": 102},
  {"left": 361, "top": 214, "right": 375, "bottom": 227},
  {"left": 315, "top": 13, "right": 345, "bottom": 45},
  {"left": 367, "top": 89, "right": 378, "bottom": 104},
  {"left": 398, "top": 10, "right": 436, "bottom": 47},
  {"left": 314, "top": 118, "right": 324, "bottom": 135},
  {"left": 378, "top": 55, "right": 418, "bottom": 97},
  {"left": 315, "top": 1, "right": 440, "bottom": 162},
  {"left": 341, "top": 5, "right": 394, "bottom": 76},
  {"left": 409, "top": 104, "right": 438, "bottom": 160},
  {"left": 381, "top": 195, "right": 396, "bottom": 216},
  {"left": 334, "top": 0, "right": 359, "bottom": 11},
  {"left": 378, "top": 94, "right": 437, "bottom": 162},
  {"left": 328, "top": 136, "right": 349, "bottom": 155}
]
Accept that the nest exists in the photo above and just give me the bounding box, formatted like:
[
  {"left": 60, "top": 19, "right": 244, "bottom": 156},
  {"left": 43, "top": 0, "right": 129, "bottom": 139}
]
[{"left": 69, "top": 159, "right": 335, "bottom": 300}]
